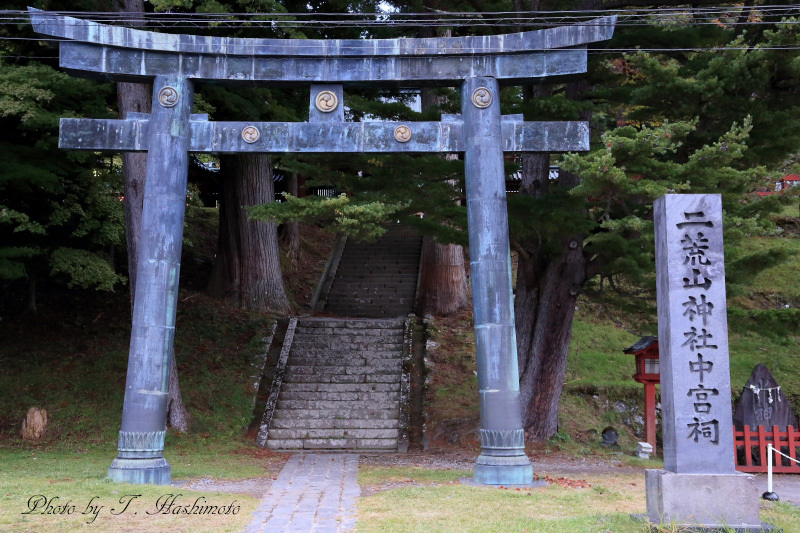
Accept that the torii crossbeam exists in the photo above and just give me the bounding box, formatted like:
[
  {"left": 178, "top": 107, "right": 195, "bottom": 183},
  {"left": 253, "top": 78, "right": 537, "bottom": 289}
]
[{"left": 30, "top": 8, "right": 615, "bottom": 486}]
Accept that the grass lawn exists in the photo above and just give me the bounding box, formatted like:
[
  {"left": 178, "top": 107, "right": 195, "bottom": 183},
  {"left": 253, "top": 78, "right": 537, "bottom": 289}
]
[
  {"left": 356, "top": 465, "right": 800, "bottom": 533},
  {"left": 0, "top": 439, "right": 286, "bottom": 532}
]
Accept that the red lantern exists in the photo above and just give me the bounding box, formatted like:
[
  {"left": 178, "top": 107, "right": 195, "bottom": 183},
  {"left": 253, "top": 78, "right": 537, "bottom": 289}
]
[{"left": 624, "top": 336, "right": 660, "bottom": 451}]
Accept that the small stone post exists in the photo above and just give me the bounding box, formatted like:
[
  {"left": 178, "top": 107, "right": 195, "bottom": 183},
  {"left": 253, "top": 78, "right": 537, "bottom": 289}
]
[
  {"left": 462, "top": 76, "right": 533, "bottom": 485},
  {"left": 108, "top": 76, "right": 193, "bottom": 485},
  {"left": 648, "top": 194, "right": 763, "bottom": 529}
]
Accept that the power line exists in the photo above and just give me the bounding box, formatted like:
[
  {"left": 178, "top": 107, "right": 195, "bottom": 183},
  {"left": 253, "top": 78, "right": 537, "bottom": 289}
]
[
  {"left": 0, "top": 6, "right": 799, "bottom": 56},
  {"left": 2, "top": 6, "right": 800, "bottom": 30}
]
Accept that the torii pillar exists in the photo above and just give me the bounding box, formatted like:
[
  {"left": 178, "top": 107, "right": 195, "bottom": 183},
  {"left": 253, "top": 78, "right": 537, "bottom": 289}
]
[{"left": 462, "top": 77, "right": 530, "bottom": 482}]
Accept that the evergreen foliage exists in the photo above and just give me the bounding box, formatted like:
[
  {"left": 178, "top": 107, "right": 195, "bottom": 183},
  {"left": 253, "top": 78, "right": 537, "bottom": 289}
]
[
  {"left": 0, "top": 26, "right": 124, "bottom": 293},
  {"left": 553, "top": 19, "right": 800, "bottom": 294}
]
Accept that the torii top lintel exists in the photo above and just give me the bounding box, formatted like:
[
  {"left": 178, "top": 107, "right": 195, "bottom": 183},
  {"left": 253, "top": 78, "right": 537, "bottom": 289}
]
[{"left": 29, "top": 8, "right": 615, "bottom": 87}]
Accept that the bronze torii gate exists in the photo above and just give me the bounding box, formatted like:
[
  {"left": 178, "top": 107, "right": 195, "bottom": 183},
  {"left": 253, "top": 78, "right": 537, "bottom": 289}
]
[{"left": 30, "top": 9, "right": 615, "bottom": 486}]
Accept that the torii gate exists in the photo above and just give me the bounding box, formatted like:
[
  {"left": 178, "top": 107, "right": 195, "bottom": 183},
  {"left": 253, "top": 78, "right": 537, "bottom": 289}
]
[{"left": 30, "top": 9, "right": 615, "bottom": 486}]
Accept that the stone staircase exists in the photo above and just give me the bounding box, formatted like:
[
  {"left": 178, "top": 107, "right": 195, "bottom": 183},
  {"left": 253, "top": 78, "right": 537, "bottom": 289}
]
[
  {"left": 323, "top": 223, "right": 422, "bottom": 318},
  {"left": 265, "top": 317, "right": 407, "bottom": 451}
]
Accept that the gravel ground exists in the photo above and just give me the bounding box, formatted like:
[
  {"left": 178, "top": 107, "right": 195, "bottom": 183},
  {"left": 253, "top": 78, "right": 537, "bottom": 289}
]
[
  {"left": 360, "top": 450, "right": 647, "bottom": 475},
  {"left": 177, "top": 477, "right": 276, "bottom": 498}
]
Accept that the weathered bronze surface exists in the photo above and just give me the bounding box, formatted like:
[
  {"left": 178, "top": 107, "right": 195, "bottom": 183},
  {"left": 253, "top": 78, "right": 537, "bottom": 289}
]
[{"left": 30, "top": 8, "right": 615, "bottom": 486}]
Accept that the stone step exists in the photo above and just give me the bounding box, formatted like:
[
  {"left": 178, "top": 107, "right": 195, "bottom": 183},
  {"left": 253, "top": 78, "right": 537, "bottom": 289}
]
[
  {"left": 335, "top": 265, "right": 418, "bottom": 273},
  {"left": 345, "top": 243, "right": 420, "bottom": 250},
  {"left": 289, "top": 344, "right": 403, "bottom": 354},
  {"left": 323, "top": 306, "right": 413, "bottom": 316},
  {"left": 324, "top": 300, "right": 413, "bottom": 308},
  {"left": 338, "top": 256, "right": 420, "bottom": 263},
  {"left": 332, "top": 273, "right": 417, "bottom": 280},
  {"left": 344, "top": 241, "right": 420, "bottom": 248},
  {"left": 268, "top": 428, "right": 398, "bottom": 440},
  {"left": 339, "top": 257, "right": 420, "bottom": 263},
  {"left": 326, "top": 287, "right": 416, "bottom": 296},
  {"left": 270, "top": 418, "right": 399, "bottom": 429},
  {"left": 329, "top": 282, "right": 416, "bottom": 290},
  {"left": 276, "top": 399, "right": 400, "bottom": 410},
  {"left": 327, "top": 290, "right": 416, "bottom": 299},
  {"left": 294, "top": 327, "right": 404, "bottom": 336},
  {"left": 290, "top": 339, "right": 403, "bottom": 348},
  {"left": 292, "top": 331, "right": 404, "bottom": 341},
  {"left": 330, "top": 278, "right": 417, "bottom": 285},
  {"left": 334, "top": 266, "right": 418, "bottom": 273},
  {"left": 321, "top": 313, "right": 411, "bottom": 320},
  {"left": 278, "top": 390, "right": 400, "bottom": 402},
  {"left": 329, "top": 283, "right": 415, "bottom": 289},
  {"left": 327, "top": 297, "right": 415, "bottom": 306},
  {"left": 272, "top": 408, "right": 399, "bottom": 420},
  {"left": 288, "top": 357, "right": 402, "bottom": 368},
  {"left": 284, "top": 365, "right": 401, "bottom": 376},
  {"left": 265, "top": 438, "right": 397, "bottom": 450},
  {"left": 297, "top": 319, "right": 403, "bottom": 329},
  {"left": 291, "top": 337, "right": 403, "bottom": 346},
  {"left": 289, "top": 342, "right": 405, "bottom": 352},
  {"left": 288, "top": 349, "right": 403, "bottom": 360},
  {"left": 281, "top": 382, "right": 400, "bottom": 393},
  {"left": 283, "top": 373, "right": 400, "bottom": 385},
  {"left": 289, "top": 343, "right": 404, "bottom": 352},
  {"left": 334, "top": 272, "right": 417, "bottom": 280},
  {"left": 291, "top": 338, "right": 403, "bottom": 348}
]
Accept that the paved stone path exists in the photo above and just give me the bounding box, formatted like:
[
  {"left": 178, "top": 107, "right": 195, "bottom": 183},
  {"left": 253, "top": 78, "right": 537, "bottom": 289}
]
[{"left": 244, "top": 453, "right": 360, "bottom": 533}]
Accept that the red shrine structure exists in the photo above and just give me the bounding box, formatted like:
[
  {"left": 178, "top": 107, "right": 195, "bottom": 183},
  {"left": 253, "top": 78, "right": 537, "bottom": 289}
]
[{"left": 624, "top": 336, "right": 660, "bottom": 450}]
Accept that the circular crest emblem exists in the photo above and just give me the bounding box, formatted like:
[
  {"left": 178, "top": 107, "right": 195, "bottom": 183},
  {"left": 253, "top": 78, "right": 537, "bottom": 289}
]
[
  {"left": 471, "top": 87, "right": 492, "bottom": 109},
  {"left": 242, "top": 126, "right": 260, "bottom": 144},
  {"left": 394, "top": 125, "right": 412, "bottom": 143},
  {"left": 157, "top": 86, "right": 179, "bottom": 108},
  {"left": 315, "top": 91, "right": 339, "bottom": 113}
]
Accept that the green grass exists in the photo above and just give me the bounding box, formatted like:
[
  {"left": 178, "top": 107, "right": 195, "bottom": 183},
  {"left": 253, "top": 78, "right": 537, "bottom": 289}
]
[
  {"left": 727, "top": 235, "right": 800, "bottom": 309},
  {"left": 0, "top": 442, "right": 281, "bottom": 532},
  {"left": 566, "top": 316, "right": 641, "bottom": 388},
  {"left": 356, "top": 466, "right": 800, "bottom": 533},
  {"left": 0, "top": 290, "right": 273, "bottom": 446},
  {"left": 359, "top": 465, "right": 469, "bottom": 486}
]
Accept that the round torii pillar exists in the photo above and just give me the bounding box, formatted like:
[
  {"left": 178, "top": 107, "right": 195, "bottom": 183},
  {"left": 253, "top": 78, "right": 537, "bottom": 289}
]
[
  {"left": 462, "top": 77, "right": 533, "bottom": 485},
  {"left": 107, "top": 76, "right": 193, "bottom": 485}
]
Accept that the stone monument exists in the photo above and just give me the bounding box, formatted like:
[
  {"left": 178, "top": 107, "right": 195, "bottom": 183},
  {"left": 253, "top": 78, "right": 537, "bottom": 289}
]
[
  {"left": 648, "top": 194, "right": 765, "bottom": 530},
  {"left": 733, "top": 364, "right": 797, "bottom": 432}
]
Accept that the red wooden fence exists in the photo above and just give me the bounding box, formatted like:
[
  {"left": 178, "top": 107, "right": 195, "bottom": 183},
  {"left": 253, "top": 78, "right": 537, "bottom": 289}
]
[{"left": 733, "top": 426, "right": 800, "bottom": 473}]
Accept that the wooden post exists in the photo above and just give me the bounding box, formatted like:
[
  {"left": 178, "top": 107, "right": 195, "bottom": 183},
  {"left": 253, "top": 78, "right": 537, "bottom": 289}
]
[
  {"left": 644, "top": 381, "right": 657, "bottom": 450},
  {"left": 462, "top": 76, "right": 532, "bottom": 485},
  {"left": 107, "top": 76, "right": 193, "bottom": 485}
]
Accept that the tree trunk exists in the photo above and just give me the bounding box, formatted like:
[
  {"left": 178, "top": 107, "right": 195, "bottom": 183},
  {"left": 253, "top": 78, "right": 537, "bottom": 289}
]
[
  {"left": 417, "top": 236, "right": 468, "bottom": 315},
  {"left": 281, "top": 173, "right": 300, "bottom": 265},
  {"left": 416, "top": 78, "right": 469, "bottom": 316},
  {"left": 513, "top": 5, "right": 596, "bottom": 437},
  {"left": 208, "top": 154, "right": 290, "bottom": 313},
  {"left": 514, "top": 153, "right": 587, "bottom": 441},
  {"left": 118, "top": 83, "right": 150, "bottom": 311},
  {"left": 115, "top": 0, "right": 190, "bottom": 433}
]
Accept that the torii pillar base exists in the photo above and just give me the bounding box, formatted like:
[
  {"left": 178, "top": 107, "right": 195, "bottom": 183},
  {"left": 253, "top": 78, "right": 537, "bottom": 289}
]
[
  {"left": 108, "top": 457, "right": 171, "bottom": 486},
  {"left": 474, "top": 455, "right": 534, "bottom": 485}
]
